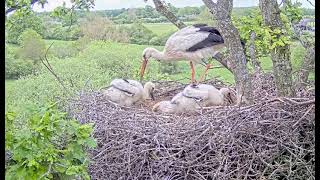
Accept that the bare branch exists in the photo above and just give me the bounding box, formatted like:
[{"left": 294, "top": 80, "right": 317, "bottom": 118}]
[
  {"left": 40, "top": 42, "right": 72, "bottom": 95},
  {"left": 151, "top": 0, "right": 186, "bottom": 29},
  {"left": 305, "top": 0, "right": 315, "bottom": 7}
]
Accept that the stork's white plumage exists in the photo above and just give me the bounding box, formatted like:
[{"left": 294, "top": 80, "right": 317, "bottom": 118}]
[
  {"left": 152, "top": 100, "right": 178, "bottom": 114},
  {"left": 140, "top": 24, "right": 236, "bottom": 84},
  {"left": 102, "top": 79, "right": 155, "bottom": 106},
  {"left": 152, "top": 84, "right": 235, "bottom": 114},
  {"left": 182, "top": 84, "right": 235, "bottom": 106},
  {"left": 152, "top": 92, "right": 201, "bottom": 114}
]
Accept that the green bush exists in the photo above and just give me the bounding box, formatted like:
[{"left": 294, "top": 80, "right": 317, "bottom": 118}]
[
  {"left": 44, "top": 25, "right": 81, "bottom": 41},
  {"left": 6, "top": 12, "right": 44, "bottom": 44},
  {"left": 80, "top": 15, "right": 129, "bottom": 43},
  {"left": 149, "top": 36, "right": 162, "bottom": 46},
  {"left": 50, "top": 43, "right": 79, "bottom": 59},
  {"left": 18, "top": 29, "right": 46, "bottom": 64},
  {"left": 148, "top": 30, "right": 174, "bottom": 46},
  {"left": 125, "top": 22, "right": 156, "bottom": 45},
  {"left": 72, "top": 36, "right": 92, "bottom": 52},
  {"left": 5, "top": 104, "right": 96, "bottom": 180},
  {"left": 5, "top": 44, "right": 34, "bottom": 79},
  {"left": 159, "top": 62, "right": 180, "bottom": 75},
  {"left": 5, "top": 57, "right": 34, "bottom": 79}
]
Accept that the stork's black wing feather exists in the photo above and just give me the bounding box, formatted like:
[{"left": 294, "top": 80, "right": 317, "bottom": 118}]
[
  {"left": 186, "top": 33, "right": 224, "bottom": 52},
  {"left": 193, "top": 24, "right": 222, "bottom": 36},
  {"left": 197, "top": 26, "right": 221, "bottom": 36},
  {"left": 122, "top": 79, "right": 129, "bottom": 83},
  {"left": 192, "top": 23, "right": 208, "bottom": 27}
]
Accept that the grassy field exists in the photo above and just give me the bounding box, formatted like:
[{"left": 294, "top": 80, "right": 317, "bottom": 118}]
[
  {"left": 143, "top": 23, "right": 178, "bottom": 35},
  {"left": 122, "top": 22, "right": 196, "bottom": 36},
  {"left": 5, "top": 80, "right": 16, "bottom": 98}
]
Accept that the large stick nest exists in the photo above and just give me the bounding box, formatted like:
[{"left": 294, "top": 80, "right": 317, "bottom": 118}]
[{"left": 68, "top": 73, "right": 315, "bottom": 180}]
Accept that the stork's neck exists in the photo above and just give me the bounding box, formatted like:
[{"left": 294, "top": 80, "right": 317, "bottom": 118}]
[
  {"left": 150, "top": 48, "right": 168, "bottom": 61},
  {"left": 143, "top": 86, "right": 152, "bottom": 100},
  {"left": 142, "top": 88, "right": 149, "bottom": 100}
]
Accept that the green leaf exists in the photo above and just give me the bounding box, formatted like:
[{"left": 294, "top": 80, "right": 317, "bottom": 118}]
[
  {"left": 278, "top": 40, "right": 285, "bottom": 47},
  {"left": 86, "top": 137, "right": 97, "bottom": 148},
  {"left": 66, "top": 165, "right": 81, "bottom": 175}
]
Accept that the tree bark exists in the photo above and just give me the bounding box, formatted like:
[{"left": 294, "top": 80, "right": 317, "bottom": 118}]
[
  {"left": 249, "top": 31, "right": 262, "bottom": 74},
  {"left": 152, "top": 0, "right": 187, "bottom": 29},
  {"left": 259, "top": 0, "right": 295, "bottom": 97},
  {"left": 297, "top": 47, "right": 314, "bottom": 86},
  {"left": 202, "top": 0, "right": 253, "bottom": 105}
]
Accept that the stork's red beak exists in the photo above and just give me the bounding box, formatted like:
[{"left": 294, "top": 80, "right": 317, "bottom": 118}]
[{"left": 140, "top": 57, "right": 148, "bottom": 81}]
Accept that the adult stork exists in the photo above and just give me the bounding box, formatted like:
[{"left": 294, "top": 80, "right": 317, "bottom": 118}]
[{"left": 140, "top": 24, "right": 245, "bottom": 84}]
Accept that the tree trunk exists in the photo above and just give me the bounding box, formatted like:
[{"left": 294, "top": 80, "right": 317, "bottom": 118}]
[
  {"left": 249, "top": 31, "right": 262, "bottom": 74},
  {"left": 152, "top": 0, "right": 186, "bottom": 29},
  {"left": 202, "top": 0, "right": 253, "bottom": 105},
  {"left": 259, "top": 0, "right": 295, "bottom": 97},
  {"left": 297, "top": 47, "right": 314, "bottom": 86}
]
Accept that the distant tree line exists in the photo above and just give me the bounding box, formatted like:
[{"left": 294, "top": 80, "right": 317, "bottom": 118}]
[{"left": 36, "top": 5, "right": 316, "bottom": 24}]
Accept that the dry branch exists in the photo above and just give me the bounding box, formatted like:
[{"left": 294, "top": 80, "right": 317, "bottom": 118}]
[{"left": 40, "top": 43, "right": 72, "bottom": 96}]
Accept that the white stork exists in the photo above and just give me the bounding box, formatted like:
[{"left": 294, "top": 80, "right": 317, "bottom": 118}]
[
  {"left": 102, "top": 79, "right": 155, "bottom": 106},
  {"left": 140, "top": 24, "right": 245, "bottom": 84},
  {"left": 152, "top": 92, "right": 201, "bottom": 114},
  {"left": 152, "top": 84, "right": 235, "bottom": 114},
  {"left": 181, "top": 84, "right": 235, "bottom": 106}
]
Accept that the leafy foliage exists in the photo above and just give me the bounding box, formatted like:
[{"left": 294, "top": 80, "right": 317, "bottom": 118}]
[
  {"left": 283, "top": 1, "right": 303, "bottom": 24},
  {"left": 159, "top": 62, "right": 180, "bottom": 75},
  {"left": 18, "top": 29, "right": 46, "bottom": 64},
  {"left": 49, "top": 43, "right": 79, "bottom": 59},
  {"left": 149, "top": 30, "right": 174, "bottom": 46},
  {"left": 234, "top": 7, "right": 299, "bottom": 59},
  {"left": 5, "top": 56, "right": 34, "bottom": 79},
  {"left": 43, "top": 24, "right": 81, "bottom": 41},
  {"left": 80, "top": 14, "right": 129, "bottom": 42},
  {"left": 125, "top": 21, "right": 156, "bottom": 45},
  {"left": 5, "top": 104, "right": 96, "bottom": 179},
  {"left": 234, "top": 9, "right": 270, "bottom": 58},
  {"left": 6, "top": 12, "right": 44, "bottom": 44}
]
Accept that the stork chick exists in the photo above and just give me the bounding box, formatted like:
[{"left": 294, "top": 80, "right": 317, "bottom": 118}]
[
  {"left": 102, "top": 79, "right": 155, "bottom": 106},
  {"left": 182, "top": 84, "right": 235, "bottom": 106},
  {"left": 152, "top": 92, "right": 201, "bottom": 114}
]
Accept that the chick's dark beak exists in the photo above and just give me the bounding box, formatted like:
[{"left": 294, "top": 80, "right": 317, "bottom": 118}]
[
  {"left": 226, "top": 93, "right": 233, "bottom": 105},
  {"left": 140, "top": 56, "right": 148, "bottom": 81},
  {"left": 150, "top": 90, "right": 155, "bottom": 101}
]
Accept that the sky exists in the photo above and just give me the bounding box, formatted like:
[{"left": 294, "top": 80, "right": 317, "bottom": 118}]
[{"left": 32, "top": 0, "right": 315, "bottom": 12}]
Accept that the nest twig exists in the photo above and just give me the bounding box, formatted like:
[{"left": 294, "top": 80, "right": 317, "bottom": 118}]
[{"left": 68, "top": 73, "right": 315, "bottom": 180}]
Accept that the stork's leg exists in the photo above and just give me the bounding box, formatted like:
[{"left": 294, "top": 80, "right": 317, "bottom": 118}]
[
  {"left": 199, "top": 63, "right": 211, "bottom": 82},
  {"left": 189, "top": 61, "right": 196, "bottom": 85}
]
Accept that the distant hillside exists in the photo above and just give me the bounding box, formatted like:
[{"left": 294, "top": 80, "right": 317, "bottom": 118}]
[{"left": 36, "top": 5, "right": 314, "bottom": 24}]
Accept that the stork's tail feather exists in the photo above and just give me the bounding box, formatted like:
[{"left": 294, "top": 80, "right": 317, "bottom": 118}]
[{"left": 152, "top": 102, "right": 161, "bottom": 112}]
